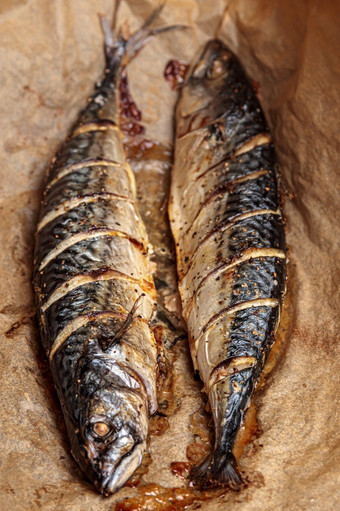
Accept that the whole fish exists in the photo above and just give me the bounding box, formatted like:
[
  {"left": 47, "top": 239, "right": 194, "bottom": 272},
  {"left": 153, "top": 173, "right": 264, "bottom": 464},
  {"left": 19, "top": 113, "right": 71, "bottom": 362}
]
[
  {"left": 33, "top": 6, "right": 174, "bottom": 495},
  {"left": 169, "top": 40, "right": 286, "bottom": 488}
]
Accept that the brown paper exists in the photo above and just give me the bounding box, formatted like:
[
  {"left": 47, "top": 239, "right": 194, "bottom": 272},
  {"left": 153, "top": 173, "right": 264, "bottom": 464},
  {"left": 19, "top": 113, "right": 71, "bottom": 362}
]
[{"left": 1, "top": 0, "right": 339, "bottom": 509}]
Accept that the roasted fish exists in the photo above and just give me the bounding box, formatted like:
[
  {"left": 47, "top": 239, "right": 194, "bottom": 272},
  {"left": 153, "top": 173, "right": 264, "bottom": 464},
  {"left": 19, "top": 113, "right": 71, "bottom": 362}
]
[
  {"left": 169, "top": 40, "right": 286, "bottom": 488},
  {"left": 32, "top": 7, "right": 174, "bottom": 495}
]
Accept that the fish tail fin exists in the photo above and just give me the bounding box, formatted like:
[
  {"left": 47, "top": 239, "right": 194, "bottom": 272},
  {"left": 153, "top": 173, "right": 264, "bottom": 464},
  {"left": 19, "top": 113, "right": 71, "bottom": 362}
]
[
  {"left": 190, "top": 450, "right": 243, "bottom": 491},
  {"left": 100, "top": 2, "right": 186, "bottom": 68}
]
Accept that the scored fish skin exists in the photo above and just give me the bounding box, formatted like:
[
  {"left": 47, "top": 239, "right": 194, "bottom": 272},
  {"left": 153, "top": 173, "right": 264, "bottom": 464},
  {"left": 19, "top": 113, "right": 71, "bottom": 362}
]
[
  {"left": 169, "top": 40, "right": 287, "bottom": 488},
  {"left": 33, "top": 14, "right": 160, "bottom": 495}
]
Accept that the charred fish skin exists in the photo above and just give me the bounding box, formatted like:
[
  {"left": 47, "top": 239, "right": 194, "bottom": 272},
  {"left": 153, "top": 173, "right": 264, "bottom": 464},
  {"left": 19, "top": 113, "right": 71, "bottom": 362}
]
[
  {"left": 33, "top": 14, "right": 161, "bottom": 495},
  {"left": 169, "top": 40, "right": 286, "bottom": 488}
]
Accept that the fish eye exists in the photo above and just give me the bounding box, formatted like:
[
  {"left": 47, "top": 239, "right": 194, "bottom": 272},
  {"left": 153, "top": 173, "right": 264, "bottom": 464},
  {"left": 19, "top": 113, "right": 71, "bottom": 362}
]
[
  {"left": 207, "top": 58, "right": 226, "bottom": 79},
  {"left": 90, "top": 421, "right": 114, "bottom": 440}
]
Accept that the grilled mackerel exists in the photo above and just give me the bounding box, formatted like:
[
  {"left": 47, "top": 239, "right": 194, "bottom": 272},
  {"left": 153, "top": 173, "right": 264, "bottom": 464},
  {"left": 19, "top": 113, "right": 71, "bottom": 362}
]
[
  {"left": 169, "top": 40, "right": 286, "bottom": 488},
  {"left": 33, "top": 15, "right": 162, "bottom": 495}
]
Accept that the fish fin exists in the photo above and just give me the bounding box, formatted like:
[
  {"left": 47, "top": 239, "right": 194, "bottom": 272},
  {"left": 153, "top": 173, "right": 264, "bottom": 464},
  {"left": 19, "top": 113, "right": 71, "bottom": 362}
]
[
  {"left": 99, "top": 8, "right": 126, "bottom": 68},
  {"left": 100, "top": 2, "right": 187, "bottom": 68},
  {"left": 190, "top": 450, "right": 243, "bottom": 491},
  {"left": 103, "top": 295, "right": 144, "bottom": 351}
]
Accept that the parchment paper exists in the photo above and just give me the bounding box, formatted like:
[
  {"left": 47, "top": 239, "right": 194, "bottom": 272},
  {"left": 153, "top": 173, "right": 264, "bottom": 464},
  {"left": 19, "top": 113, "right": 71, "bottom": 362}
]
[{"left": 0, "top": 1, "right": 339, "bottom": 510}]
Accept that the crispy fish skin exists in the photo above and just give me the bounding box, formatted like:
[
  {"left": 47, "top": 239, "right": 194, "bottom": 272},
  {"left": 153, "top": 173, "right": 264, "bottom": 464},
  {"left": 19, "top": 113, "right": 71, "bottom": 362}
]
[
  {"left": 169, "top": 40, "right": 286, "bottom": 488},
  {"left": 33, "top": 18, "right": 159, "bottom": 495}
]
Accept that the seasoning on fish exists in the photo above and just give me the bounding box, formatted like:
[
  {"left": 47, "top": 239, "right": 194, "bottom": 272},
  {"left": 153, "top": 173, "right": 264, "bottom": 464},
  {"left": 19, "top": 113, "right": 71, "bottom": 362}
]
[
  {"left": 33, "top": 3, "right": 177, "bottom": 495},
  {"left": 169, "top": 40, "right": 287, "bottom": 489}
]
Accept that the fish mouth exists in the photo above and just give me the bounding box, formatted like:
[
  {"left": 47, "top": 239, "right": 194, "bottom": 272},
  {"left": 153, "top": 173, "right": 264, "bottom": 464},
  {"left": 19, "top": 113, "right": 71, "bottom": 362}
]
[{"left": 97, "top": 441, "right": 146, "bottom": 496}]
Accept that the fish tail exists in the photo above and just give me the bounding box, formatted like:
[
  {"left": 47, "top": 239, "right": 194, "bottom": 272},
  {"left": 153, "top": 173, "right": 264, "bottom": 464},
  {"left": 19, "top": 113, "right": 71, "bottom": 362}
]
[
  {"left": 100, "top": 1, "right": 186, "bottom": 68},
  {"left": 190, "top": 450, "right": 243, "bottom": 490}
]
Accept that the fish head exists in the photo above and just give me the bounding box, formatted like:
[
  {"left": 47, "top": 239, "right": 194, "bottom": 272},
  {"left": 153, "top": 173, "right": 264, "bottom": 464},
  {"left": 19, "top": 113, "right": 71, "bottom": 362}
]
[
  {"left": 190, "top": 40, "right": 232, "bottom": 84},
  {"left": 177, "top": 40, "right": 233, "bottom": 132},
  {"left": 73, "top": 385, "right": 149, "bottom": 495}
]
